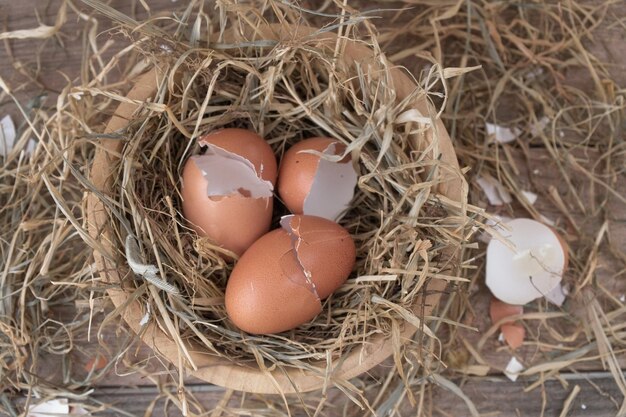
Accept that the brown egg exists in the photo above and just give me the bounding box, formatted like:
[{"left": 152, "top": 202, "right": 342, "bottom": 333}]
[
  {"left": 181, "top": 128, "right": 277, "bottom": 257},
  {"left": 277, "top": 137, "right": 357, "bottom": 220},
  {"left": 225, "top": 214, "right": 356, "bottom": 334}
]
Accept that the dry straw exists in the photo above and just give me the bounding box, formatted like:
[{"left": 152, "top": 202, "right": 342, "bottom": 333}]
[
  {"left": 1, "top": 0, "right": 624, "bottom": 415},
  {"left": 375, "top": 1, "right": 626, "bottom": 415},
  {"left": 77, "top": 0, "right": 472, "bottom": 398}
]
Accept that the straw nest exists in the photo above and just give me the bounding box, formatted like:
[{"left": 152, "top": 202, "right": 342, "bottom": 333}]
[{"left": 79, "top": 0, "right": 468, "bottom": 387}]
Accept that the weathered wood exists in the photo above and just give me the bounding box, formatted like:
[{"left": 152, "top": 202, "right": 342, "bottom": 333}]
[
  {"left": 74, "top": 374, "right": 622, "bottom": 417},
  {"left": 1, "top": 0, "right": 624, "bottom": 416},
  {"left": 432, "top": 373, "right": 623, "bottom": 417}
]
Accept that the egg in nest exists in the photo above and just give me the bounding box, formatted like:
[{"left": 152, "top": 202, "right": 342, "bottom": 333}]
[{"left": 181, "top": 128, "right": 277, "bottom": 257}]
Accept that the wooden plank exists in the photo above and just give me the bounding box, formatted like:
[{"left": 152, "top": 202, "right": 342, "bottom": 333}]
[
  {"left": 10, "top": 375, "right": 624, "bottom": 417},
  {"left": 1, "top": 1, "right": 625, "bottom": 416},
  {"left": 431, "top": 373, "right": 622, "bottom": 417},
  {"left": 19, "top": 374, "right": 615, "bottom": 417}
]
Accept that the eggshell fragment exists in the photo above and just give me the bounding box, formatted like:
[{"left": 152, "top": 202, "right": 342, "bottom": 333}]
[
  {"left": 0, "top": 115, "right": 16, "bottom": 157},
  {"left": 486, "top": 122, "right": 520, "bottom": 144},
  {"left": 500, "top": 324, "right": 525, "bottom": 350},
  {"left": 490, "top": 298, "right": 525, "bottom": 350},
  {"left": 476, "top": 174, "right": 512, "bottom": 206},
  {"left": 544, "top": 283, "right": 568, "bottom": 306},
  {"left": 28, "top": 399, "right": 69, "bottom": 417},
  {"left": 181, "top": 129, "right": 277, "bottom": 256},
  {"left": 504, "top": 357, "right": 524, "bottom": 382},
  {"left": 190, "top": 145, "right": 273, "bottom": 199},
  {"left": 225, "top": 214, "right": 356, "bottom": 334},
  {"left": 489, "top": 298, "right": 523, "bottom": 325},
  {"left": 197, "top": 129, "right": 277, "bottom": 184},
  {"left": 277, "top": 137, "right": 357, "bottom": 221},
  {"left": 0, "top": 114, "right": 36, "bottom": 157},
  {"left": 520, "top": 190, "right": 538, "bottom": 205},
  {"left": 486, "top": 218, "right": 566, "bottom": 305}
]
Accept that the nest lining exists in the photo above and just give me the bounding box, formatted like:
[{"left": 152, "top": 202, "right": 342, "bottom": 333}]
[{"left": 92, "top": 26, "right": 465, "bottom": 372}]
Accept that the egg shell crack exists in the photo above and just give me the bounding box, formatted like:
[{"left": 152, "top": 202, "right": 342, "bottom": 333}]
[{"left": 280, "top": 215, "right": 321, "bottom": 303}]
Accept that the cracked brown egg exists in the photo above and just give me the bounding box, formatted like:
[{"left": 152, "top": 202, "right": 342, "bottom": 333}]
[
  {"left": 225, "top": 214, "right": 356, "bottom": 334},
  {"left": 277, "top": 137, "right": 357, "bottom": 221},
  {"left": 181, "top": 128, "right": 277, "bottom": 257}
]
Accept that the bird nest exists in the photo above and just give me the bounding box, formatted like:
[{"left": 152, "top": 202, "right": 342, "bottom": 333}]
[{"left": 81, "top": 1, "right": 469, "bottom": 394}]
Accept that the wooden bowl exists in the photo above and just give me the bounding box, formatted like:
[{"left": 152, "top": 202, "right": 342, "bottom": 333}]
[{"left": 86, "top": 24, "right": 464, "bottom": 394}]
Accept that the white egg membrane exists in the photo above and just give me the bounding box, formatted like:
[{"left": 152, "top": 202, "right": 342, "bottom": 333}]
[
  {"left": 544, "top": 283, "right": 568, "bottom": 306},
  {"left": 279, "top": 215, "right": 321, "bottom": 302},
  {"left": 191, "top": 143, "right": 273, "bottom": 198},
  {"left": 303, "top": 143, "right": 358, "bottom": 221},
  {"left": 486, "top": 218, "right": 565, "bottom": 305}
]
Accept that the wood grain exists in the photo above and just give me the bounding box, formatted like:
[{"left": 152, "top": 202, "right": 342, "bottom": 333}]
[{"left": 69, "top": 374, "right": 620, "bottom": 417}]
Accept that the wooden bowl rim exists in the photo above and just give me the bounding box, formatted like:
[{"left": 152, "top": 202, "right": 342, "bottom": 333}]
[{"left": 86, "top": 23, "right": 464, "bottom": 394}]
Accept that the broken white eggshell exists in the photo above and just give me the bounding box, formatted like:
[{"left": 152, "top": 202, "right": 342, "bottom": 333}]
[
  {"left": 486, "top": 218, "right": 566, "bottom": 305},
  {"left": 544, "top": 282, "right": 568, "bottom": 307},
  {"left": 28, "top": 399, "right": 69, "bottom": 417},
  {"left": 476, "top": 174, "right": 512, "bottom": 206},
  {"left": 278, "top": 137, "right": 357, "bottom": 221},
  {"left": 0, "top": 114, "right": 37, "bottom": 157},
  {"left": 504, "top": 356, "right": 524, "bottom": 382},
  {"left": 486, "top": 122, "right": 520, "bottom": 144},
  {"left": 191, "top": 144, "right": 273, "bottom": 199},
  {"left": 485, "top": 117, "right": 549, "bottom": 144},
  {"left": 304, "top": 142, "right": 358, "bottom": 220},
  {"left": 520, "top": 190, "right": 538, "bottom": 205},
  {"left": 0, "top": 115, "right": 16, "bottom": 157}
]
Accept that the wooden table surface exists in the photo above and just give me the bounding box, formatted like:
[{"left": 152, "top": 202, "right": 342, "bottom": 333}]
[{"left": 1, "top": 1, "right": 624, "bottom": 416}]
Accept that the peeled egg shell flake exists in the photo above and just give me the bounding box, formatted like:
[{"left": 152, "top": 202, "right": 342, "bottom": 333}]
[
  {"left": 278, "top": 137, "right": 358, "bottom": 221},
  {"left": 486, "top": 218, "right": 565, "bottom": 305},
  {"left": 500, "top": 323, "right": 525, "bottom": 350},
  {"left": 303, "top": 142, "right": 358, "bottom": 221},
  {"left": 190, "top": 144, "right": 273, "bottom": 199},
  {"left": 197, "top": 128, "right": 277, "bottom": 184}
]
